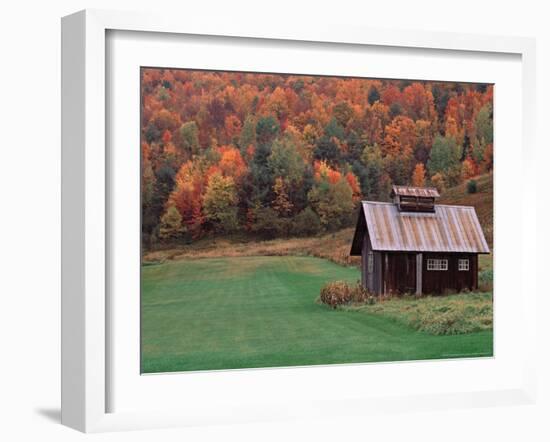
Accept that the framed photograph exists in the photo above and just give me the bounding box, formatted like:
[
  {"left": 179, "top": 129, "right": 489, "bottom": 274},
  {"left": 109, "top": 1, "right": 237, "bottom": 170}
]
[{"left": 61, "top": 9, "right": 538, "bottom": 432}]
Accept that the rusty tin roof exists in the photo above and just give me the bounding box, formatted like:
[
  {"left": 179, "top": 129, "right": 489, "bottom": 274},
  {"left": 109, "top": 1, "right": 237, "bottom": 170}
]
[
  {"left": 391, "top": 185, "right": 440, "bottom": 198},
  {"left": 350, "top": 201, "right": 490, "bottom": 255}
]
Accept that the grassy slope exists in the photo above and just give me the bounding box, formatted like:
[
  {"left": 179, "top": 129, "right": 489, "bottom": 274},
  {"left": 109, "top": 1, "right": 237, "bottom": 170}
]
[
  {"left": 143, "top": 227, "right": 360, "bottom": 268},
  {"left": 343, "top": 292, "right": 493, "bottom": 335},
  {"left": 141, "top": 256, "right": 492, "bottom": 373}
]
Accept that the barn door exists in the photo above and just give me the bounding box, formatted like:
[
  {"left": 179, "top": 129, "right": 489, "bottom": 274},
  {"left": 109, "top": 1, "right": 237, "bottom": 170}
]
[{"left": 395, "top": 253, "right": 417, "bottom": 294}]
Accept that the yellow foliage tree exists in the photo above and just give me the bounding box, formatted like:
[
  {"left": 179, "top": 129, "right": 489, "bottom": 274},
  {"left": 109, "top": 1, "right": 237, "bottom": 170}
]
[
  {"left": 272, "top": 177, "right": 293, "bottom": 217},
  {"left": 430, "top": 173, "right": 445, "bottom": 193}
]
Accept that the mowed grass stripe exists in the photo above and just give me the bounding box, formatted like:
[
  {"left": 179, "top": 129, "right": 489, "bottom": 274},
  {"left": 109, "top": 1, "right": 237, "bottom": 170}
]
[{"left": 141, "top": 256, "right": 492, "bottom": 373}]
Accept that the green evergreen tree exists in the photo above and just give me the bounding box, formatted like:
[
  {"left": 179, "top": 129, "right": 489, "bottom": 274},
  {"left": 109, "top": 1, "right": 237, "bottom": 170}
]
[
  {"left": 324, "top": 117, "right": 345, "bottom": 140},
  {"left": 427, "top": 135, "right": 461, "bottom": 177},
  {"left": 238, "top": 115, "right": 257, "bottom": 151},
  {"left": 151, "top": 165, "right": 176, "bottom": 232},
  {"left": 314, "top": 136, "right": 341, "bottom": 166},
  {"left": 267, "top": 137, "right": 306, "bottom": 188},
  {"left": 361, "top": 145, "right": 384, "bottom": 200},
  {"left": 177, "top": 121, "right": 200, "bottom": 155},
  {"left": 475, "top": 104, "right": 493, "bottom": 144},
  {"left": 368, "top": 86, "right": 380, "bottom": 105},
  {"left": 292, "top": 207, "right": 322, "bottom": 236},
  {"left": 255, "top": 116, "right": 279, "bottom": 145}
]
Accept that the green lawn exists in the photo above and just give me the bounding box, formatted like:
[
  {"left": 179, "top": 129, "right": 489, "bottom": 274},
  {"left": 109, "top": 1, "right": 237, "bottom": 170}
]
[{"left": 141, "top": 256, "right": 493, "bottom": 373}]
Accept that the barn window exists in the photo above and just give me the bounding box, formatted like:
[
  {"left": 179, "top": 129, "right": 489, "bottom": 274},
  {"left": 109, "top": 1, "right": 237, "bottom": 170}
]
[
  {"left": 458, "top": 259, "right": 469, "bottom": 271},
  {"left": 368, "top": 252, "right": 374, "bottom": 274},
  {"left": 427, "top": 258, "right": 448, "bottom": 271}
]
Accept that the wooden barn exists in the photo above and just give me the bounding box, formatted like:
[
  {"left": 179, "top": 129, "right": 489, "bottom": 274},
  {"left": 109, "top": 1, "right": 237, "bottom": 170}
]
[{"left": 350, "top": 185, "right": 490, "bottom": 295}]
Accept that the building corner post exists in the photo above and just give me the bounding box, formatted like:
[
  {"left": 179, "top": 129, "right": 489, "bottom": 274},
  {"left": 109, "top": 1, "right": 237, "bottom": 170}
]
[{"left": 416, "top": 253, "right": 423, "bottom": 295}]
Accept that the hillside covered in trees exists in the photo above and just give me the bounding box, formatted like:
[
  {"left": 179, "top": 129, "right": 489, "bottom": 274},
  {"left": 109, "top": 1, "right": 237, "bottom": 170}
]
[{"left": 141, "top": 68, "right": 493, "bottom": 248}]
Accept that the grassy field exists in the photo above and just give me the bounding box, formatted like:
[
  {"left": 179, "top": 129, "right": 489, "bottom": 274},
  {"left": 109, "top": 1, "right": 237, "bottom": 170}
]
[
  {"left": 141, "top": 255, "right": 493, "bottom": 373},
  {"left": 142, "top": 227, "right": 360, "bottom": 268}
]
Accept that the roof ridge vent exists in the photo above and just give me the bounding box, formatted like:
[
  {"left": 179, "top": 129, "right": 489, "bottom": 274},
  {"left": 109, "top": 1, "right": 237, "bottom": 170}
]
[{"left": 390, "top": 185, "right": 439, "bottom": 213}]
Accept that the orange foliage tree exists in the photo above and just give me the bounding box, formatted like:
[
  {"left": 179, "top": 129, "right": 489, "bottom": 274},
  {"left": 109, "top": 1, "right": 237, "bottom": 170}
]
[
  {"left": 140, "top": 68, "right": 493, "bottom": 247},
  {"left": 411, "top": 163, "right": 426, "bottom": 187}
]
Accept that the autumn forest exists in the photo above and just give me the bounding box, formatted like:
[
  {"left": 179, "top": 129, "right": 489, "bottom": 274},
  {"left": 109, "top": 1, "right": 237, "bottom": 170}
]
[{"left": 141, "top": 68, "right": 493, "bottom": 248}]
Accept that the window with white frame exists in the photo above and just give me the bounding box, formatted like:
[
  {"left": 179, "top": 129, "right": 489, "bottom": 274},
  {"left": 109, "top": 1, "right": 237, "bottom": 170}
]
[
  {"left": 458, "top": 258, "right": 470, "bottom": 271},
  {"left": 427, "top": 258, "right": 448, "bottom": 271}
]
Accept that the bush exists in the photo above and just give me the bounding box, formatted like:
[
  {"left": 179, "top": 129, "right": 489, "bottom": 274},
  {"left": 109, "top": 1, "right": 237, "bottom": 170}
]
[
  {"left": 319, "top": 281, "right": 352, "bottom": 308},
  {"left": 250, "top": 207, "right": 283, "bottom": 239},
  {"left": 478, "top": 269, "right": 493, "bottom": 292},
  {"left": 291, "top": 207, "right": 322, "bottom": 236},
  {"left": 430, "top": 172, "right": 445, "bottom": 193},
  {"left": 467, "top": 179, "right": 478, "bottom": 194},
  {"left": 319, "top": 281, "right": 370, "bottom": 308}
]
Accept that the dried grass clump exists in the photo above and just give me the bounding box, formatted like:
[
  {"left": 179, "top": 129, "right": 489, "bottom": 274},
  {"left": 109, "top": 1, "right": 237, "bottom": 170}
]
[{"left": 319, "top": 281, "right": 372, "bottom": 308}]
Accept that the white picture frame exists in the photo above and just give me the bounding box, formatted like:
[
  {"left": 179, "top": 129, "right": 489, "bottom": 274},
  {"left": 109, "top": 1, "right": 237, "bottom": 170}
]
[{"left": 61, "top": 9, "right": 538, "bottom": 433}]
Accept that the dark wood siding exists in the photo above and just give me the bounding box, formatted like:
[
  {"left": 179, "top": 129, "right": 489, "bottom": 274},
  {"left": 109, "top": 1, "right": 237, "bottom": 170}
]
[
  {"left": 366, "top": 251, "right": 479, "bottom": 295},
  {"left": 421, "top": 253, "right": 477, "bottom": 294},
  {"left": 373, "top": 251, "right": 382, "bottom": 294},
  {"left": 361, "top": 233, "right": 367, "bottom": 288},
  {"left": 361, "top": 228, "right": 480, "bottom": 296},
  {"left": 380, "top": 252, "right": 417, "bottom": 295},
  {"left": 473, "top": 255, "right": 478, "bottom": 290}
]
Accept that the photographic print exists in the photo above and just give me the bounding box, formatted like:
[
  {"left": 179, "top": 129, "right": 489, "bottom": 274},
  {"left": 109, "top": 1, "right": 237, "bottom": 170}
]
[{"left": 140, "top": 68, "right": 493, "bottom": 374}]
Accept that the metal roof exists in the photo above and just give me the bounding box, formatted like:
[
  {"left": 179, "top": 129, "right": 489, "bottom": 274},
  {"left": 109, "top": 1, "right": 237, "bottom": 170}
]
[
  {"left": 391, "top": 185, "right": 440, "bottom": 198},
  {"left": 350, "top": 201, "right": 490, "bottom": 255}
]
